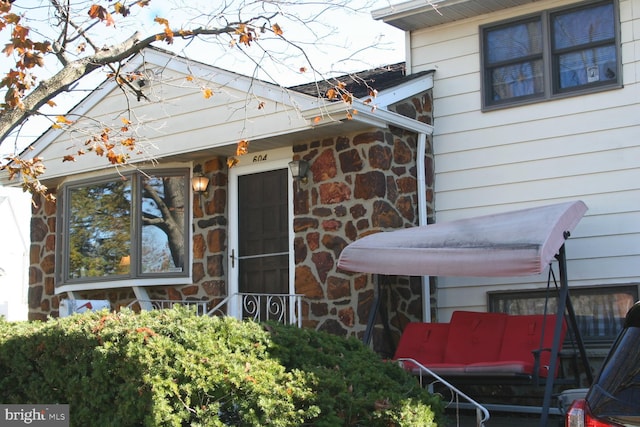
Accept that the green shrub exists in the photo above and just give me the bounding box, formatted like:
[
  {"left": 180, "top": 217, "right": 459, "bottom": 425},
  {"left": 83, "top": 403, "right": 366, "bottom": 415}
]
[{"left": 0, "top": 308, "right": 442, "bottom": 426}]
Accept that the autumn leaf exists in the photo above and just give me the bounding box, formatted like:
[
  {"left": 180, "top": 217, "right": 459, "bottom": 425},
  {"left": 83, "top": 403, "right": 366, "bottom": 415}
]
[
  {"left": 202, "top": 87, "right": 213, "bottom": 99},
  {"left": 107, "top": 150, "right": 126, "bottom": 164},
  {"left": 236, "top": 139, "right": 249, "bottom": 156},
  {"left": 313, "top": 116, "right": 322, "bottom": 124},
  {"left": 88, "top": 5, "right": 115, "bottom": 26},
  {"left": 122, "top": 137, "right": 135, "bottom": 147},
  {"left": 120, "top": 117, "right": 132, "bottom": 130},
  {"left": 56, "top": 115, "right": 73, "bottom": 124},
  {"left": 114, "top": 2, "right": 129, "bottom": 17},
  {"left": 227, "top": 157, "right": 239, "bottom": 168},
  {"left": 299, "top": 67, "right": 307, "bottom": 73},
  {"left": 186, "top": 75, "right": 194, "bottom": 82},
  {"left": 272, "top": 23, "right": 283, "bottom": 36},
  {"left": 257, "top": 101, "right": 265, "bottom": 109},
  {"left": 326, "top": 88, "right": 337, "bottom": 100},
  {"left": 62, "top": 155, "right": 76, "bottom": 162},
  {"left": 154, "top": 17, "right": 174, "bottom": 44}
]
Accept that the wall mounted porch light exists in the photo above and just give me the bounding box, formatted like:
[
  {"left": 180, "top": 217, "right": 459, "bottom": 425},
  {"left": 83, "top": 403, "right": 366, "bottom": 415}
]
[
  {"left": 191, "top": 164, "right": 210, "bottom": 194},
  {"left": 288, "top": 159, "right": 309, "bottom": 184}
]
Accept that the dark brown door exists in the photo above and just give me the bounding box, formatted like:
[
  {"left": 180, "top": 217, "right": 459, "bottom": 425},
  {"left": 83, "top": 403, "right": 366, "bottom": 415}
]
[{"left": 237, "top": 168, "right": 289, "bottom": 296}]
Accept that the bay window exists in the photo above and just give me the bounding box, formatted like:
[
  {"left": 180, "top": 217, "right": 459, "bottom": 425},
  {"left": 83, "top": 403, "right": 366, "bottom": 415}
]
[{"left": 57, "top": 169, "right": 190, "bottom": 289}]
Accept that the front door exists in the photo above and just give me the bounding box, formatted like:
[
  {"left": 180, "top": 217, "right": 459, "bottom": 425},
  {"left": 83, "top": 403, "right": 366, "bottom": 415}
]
[
  {"left": 237, "top": 168, "right": 289, "bottom": 295},
  {"left": 228, "top": 153, "right": 294, "bottom": 321}
]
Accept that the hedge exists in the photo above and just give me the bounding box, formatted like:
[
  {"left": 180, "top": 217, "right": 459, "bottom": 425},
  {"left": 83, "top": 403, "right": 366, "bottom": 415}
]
[{"left": 0, "top": 307, "right": 443, "bottom": 426}]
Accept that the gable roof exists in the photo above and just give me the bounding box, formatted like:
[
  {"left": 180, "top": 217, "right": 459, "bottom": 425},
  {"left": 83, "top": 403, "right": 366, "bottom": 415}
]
[
  {"left": 373, "top": 0, "right": 538, "bottom": 31},
  {"left": 6, "top": 47, "right": 433, "bottom": 185}
]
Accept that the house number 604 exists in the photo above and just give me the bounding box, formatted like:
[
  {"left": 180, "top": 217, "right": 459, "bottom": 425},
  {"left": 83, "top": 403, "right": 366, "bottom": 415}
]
[{"left": 252, "top": 154, "right": 267, "bottom": 162}]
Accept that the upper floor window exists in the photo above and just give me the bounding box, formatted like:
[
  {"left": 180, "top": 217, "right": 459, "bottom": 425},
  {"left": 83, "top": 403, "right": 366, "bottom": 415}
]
[
  {"left": 481, "top": 0, "right": 620, "bottom": 109},
  {"left": 57, "top": 169, "right": 190, "bottom": 288}
]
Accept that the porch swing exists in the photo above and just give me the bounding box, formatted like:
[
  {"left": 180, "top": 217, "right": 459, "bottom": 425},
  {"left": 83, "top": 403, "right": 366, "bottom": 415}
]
[{"left": 337, "top": 200, "right": 593, "bottom": 426}]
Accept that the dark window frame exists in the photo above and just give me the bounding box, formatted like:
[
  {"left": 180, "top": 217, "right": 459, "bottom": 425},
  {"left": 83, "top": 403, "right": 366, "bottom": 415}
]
[
  {"left": 56, "top": 168, "right": 191, "bottom": 288},
  {"left": 488, "top": 284, "right": 639, "bottom": 346},
  {"left": 480, "top": 0, "right": 621, "bottom": 110}
]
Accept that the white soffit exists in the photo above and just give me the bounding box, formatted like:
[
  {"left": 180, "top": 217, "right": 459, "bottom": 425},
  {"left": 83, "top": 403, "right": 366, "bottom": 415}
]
[{"left": 372, "top": 0, "right": 538, "bottom": 31}]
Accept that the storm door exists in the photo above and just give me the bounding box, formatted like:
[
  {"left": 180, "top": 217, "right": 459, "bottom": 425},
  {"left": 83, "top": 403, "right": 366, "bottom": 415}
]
[
  {"left": 228, "top": 159, "right": 293, "bottom": 323},
  {"left": 237, "top": 169, "right": 289, "bottom": 295}
]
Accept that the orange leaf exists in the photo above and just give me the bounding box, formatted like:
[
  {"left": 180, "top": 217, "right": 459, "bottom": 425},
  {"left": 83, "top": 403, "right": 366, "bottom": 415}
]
[
  {"left": 236, "top": 140, "right": 249, "bottom": 156},
  {"left": 326, "top": 88, "right": 337, "bottom": 100},
  {"left": 227, "top": 157, "right": 239, "bottom": 168},
  {"left": 313, "top": 116, "right": 322, "bottom": 124},
  {"left": 186, "top": 75, "right": 194, "bottom": 82},
  {"left": 114, "top": 2, "right": 129, "bottom": 17},
  {"left": 272, "top": 23, "right": 283, "bottom": 36},
  {"left": 62, "top": 155, "right": 76, "bottom": 162},
  {"left": 202, "top": 88, "right": 213, "bottom": 99},
  {"left": 299, "top": 67, "right": 307, "bottom": 73},
  {"left": 88, "top": 5, "right": 114, "bottom": 26},
  {"left": 154, "top": 17, "right": 169, "bottom": 26}
]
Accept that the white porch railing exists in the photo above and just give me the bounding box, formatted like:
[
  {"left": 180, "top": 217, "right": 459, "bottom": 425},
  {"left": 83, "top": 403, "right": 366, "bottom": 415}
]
[
  {"left": 128, "top": 293, "right": 303, "bottom": 327},
  {"left": 397, "top": 358, "right": 490, "bottom": 427}
]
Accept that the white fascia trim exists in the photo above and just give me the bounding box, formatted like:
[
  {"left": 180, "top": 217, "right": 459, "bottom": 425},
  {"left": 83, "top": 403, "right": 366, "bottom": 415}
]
[
  {"left": 303, "top": 101, "right": 433, "bottom": 135},
  {"left": 374, "top": 73, "right": 434, "bottom": 107},
  {"left": 372, "top": 0, "right": 461, "bottom": 22}
]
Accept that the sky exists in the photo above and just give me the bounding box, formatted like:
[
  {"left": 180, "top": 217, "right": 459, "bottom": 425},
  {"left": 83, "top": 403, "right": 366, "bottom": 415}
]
[{"left": 0, "top": 0, "right": 406, "bottom": 155}]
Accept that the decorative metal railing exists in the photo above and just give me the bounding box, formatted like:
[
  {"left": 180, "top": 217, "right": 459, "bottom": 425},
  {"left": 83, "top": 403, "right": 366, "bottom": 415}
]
[
  {"left": 128, "top": 293, "right": 303, "bottom": 327},
  {"left": 208, "top": 293, "right": 303, "bottom": 327}
]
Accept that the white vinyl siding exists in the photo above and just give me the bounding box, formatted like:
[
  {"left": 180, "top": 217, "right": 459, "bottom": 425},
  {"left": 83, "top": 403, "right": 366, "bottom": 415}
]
[{"left": 408, "top": 0, "right": 640, "bottom": 320}]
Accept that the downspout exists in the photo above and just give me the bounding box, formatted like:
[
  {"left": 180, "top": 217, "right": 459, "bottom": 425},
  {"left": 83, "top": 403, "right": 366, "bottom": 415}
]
[
  {"left": 416, "top": 132, "right": 431, "bottom": 322},
  {"left": 405, "top": 28, "right": 431, "bottom": 322}
]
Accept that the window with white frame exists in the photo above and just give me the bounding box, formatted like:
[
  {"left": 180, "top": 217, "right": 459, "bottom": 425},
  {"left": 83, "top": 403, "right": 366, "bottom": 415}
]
[
  {"left": 481, "top": 0, "right": 620, "bottom": 108},
  {"left": 57, "top": 169, "right": 190, "bottom": 286}
]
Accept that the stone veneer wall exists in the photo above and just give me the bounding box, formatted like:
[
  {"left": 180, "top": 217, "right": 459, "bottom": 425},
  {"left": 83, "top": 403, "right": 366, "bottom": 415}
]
[
  {"left": 27, "top": 89, "right": 435, "bottom": 348},
  {"left": 292, "top": 91, "right": 434, "bottom": 353},
  {"left": 27, "top": 157, "right": 229, "bottom": 321}
]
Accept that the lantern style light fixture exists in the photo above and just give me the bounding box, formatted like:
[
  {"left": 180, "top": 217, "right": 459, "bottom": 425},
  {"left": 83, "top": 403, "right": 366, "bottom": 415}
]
[
  {"left": 288, "top": 159, "right": 309, "bottom": 184},
  {"left": 191, "top": 164, "right": 209, "bottom": 194}
]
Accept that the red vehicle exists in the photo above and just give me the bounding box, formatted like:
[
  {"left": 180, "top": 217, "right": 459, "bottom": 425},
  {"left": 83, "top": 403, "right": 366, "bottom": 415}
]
[{"left": 566, "top": 302, "right": 640, "bottom": 427}]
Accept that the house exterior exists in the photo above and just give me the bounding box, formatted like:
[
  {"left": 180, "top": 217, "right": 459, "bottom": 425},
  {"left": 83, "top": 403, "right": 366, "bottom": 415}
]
[
  {"left": 4, "top": 47, "right": 435, "bottom": 353},
  {"left": 0, "top": 186, "right": 30, "bottom": 321},
  {"left": 373, "top": 0, "right": 640, "bottom": 351}
]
